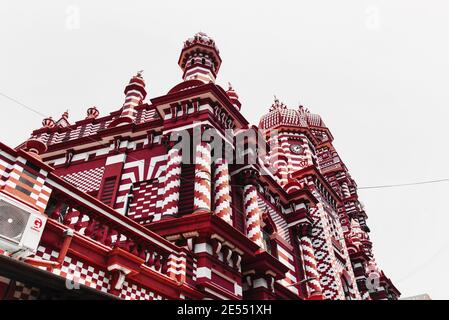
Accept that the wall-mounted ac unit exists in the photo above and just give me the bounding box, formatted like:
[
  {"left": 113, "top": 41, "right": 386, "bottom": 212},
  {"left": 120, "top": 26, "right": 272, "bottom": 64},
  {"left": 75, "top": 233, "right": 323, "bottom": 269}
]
[{"left": 0, "top": 193, "right": 47, "bottom": 259}]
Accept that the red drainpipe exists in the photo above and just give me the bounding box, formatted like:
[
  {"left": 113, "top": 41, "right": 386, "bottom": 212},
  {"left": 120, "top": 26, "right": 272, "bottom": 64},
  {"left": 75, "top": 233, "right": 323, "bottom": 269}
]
[{"left": 24, "top": 228, "right": 74, "bottom": 271}]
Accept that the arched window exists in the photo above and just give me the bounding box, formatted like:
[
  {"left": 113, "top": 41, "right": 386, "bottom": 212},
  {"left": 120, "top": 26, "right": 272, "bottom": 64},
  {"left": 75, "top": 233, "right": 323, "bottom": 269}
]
[
  {"left": 341, "top": 274, "right": 352, "bottom": 300},
  {"left": 124, "top": 185, "right": 134, "bottom": 217},
  {"left": 261, "top": 210, "right": 277, "bottom": 255}
]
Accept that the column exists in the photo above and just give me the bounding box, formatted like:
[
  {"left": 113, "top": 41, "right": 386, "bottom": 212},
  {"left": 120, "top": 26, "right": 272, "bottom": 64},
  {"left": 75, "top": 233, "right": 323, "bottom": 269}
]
[
  {"left": 213, "top": 158, "right": 233, "bottom": 224},
  {"left": 243, "top": 183, "right": 264, "bottom": 248},
  {"left": 298, "top": 223, "right": 323, "bottom": 298},
  {"left": 193, "top": 142, "right": 212, "bottom": 213},
  {"left": 161, "top": 148, "right": 182, "bottom": 218}
]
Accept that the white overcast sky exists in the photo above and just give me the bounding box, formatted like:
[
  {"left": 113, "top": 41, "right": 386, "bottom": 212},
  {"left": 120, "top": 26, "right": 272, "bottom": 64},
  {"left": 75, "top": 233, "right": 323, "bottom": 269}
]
[{"left": 1, "top": 0, "right": 448, "bottom": 299}]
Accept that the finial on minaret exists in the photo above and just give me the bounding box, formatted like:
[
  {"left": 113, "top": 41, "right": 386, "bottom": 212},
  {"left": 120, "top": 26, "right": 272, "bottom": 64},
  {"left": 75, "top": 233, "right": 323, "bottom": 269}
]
[
  {"left": 137, "top": 70, "right": 144, "bottom": 77},
  {"left": 56, "top": 110, "right": 70, "bottom": 128},
  {"left": 269, "top": 95, "right": 286, "bottom": 112},
  {"left": 298, "top": 101, "right": 310, "bottom": 114},
  {"left": 226, "top": 82, "right": 241, "bottom": 111}
]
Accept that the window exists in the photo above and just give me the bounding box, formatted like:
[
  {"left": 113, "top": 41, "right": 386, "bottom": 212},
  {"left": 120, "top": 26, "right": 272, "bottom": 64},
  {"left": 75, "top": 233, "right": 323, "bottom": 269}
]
[
  {"left": 124, "top": 185, "right": 134, "bottom": 216},
  {"left": 261, "top": 211, "right": 277, "bottom": 256},
  {"left": 341, "top": 276, "right": 352, "bottom": 300},
  {"left": 262, "top": 230, "right": 273, "bottom": 254},
  {"left": 15, "top": 185, "right": 31, "bottom": 196},
  {"left": 26, "top": 161, "right": 41, "bottom": 174},
  {"left": 100, "top": 176, "right": 117, "bottom": 206}
]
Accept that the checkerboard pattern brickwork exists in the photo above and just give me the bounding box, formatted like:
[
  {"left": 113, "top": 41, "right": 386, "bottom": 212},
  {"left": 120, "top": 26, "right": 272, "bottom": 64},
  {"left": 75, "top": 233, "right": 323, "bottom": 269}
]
[
  {"left": 115, "top": 156, "right": 166, "bottom": 216},
  {"left": 12, "top": 282, "right": 40, "bottom": 300},
  {"left": 119, "top": 280, "right": 164, "bottom": 300},
  {"left": 54, "top": 255, "right": 110, "bottom": 293},
  {"left": 0, "top": 151, "right": 13, "bottom": 188},
  {"left": 61, "top": 167, "right": 105, "bottom": 193},
  {"left": 34, "top": 245, "right": 59, "bottom": 262},
  {"left": 1, "top": 157, "right": 52, "bottom": 213},
  {"left": 128, "top": 179, "right": 159, "bottom": 222},
  {"left": 34, "top": 245, "right": 110, "bottom": 293}
]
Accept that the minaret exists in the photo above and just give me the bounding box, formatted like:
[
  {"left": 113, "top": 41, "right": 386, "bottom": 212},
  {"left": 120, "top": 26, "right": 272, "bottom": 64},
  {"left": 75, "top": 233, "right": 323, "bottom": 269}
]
[
  {"left": 178, "top": 32, "right": 222, "bottom": 84},
  {"left": 56, "top": 110, "right": 70, "bottom": 128},
  {"left": 110, "top": 71, "right": 147, "bottom": 127},
  {"left": 226, "top": 82, "right": 241, "bottom": 111}
]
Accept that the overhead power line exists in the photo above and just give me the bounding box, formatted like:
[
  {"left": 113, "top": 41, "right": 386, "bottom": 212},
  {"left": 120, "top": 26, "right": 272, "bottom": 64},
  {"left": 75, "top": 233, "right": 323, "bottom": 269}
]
[
  {"left": 0, "top": 91, "right": 45, "bottom": 118},
  {"left": 3, "top": 90, "right": 449, "bottom": 192},
  {"left": 358, "top": 178, "right": 449, "bottom": 190}
]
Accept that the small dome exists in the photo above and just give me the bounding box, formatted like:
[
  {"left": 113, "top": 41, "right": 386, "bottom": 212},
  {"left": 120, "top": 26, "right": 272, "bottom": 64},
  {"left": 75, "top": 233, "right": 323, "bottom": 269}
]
[
  {"left": 259, "top": 98, "right": 325, "bottom": 130},
  {"left": 86, "top": 106, "right": 100, "bottom": 119},
  {"left": 167, "top": 79, "right": 205, "bottom": 94},
  {"left": 24, "top": 138, "right": 47, "bottom": 156},
  {"left": 226, "top": 82, "right": 241, "bottom": 111},
  {"left": 42, "top": 117, "right": 55, "bottom": 129}
]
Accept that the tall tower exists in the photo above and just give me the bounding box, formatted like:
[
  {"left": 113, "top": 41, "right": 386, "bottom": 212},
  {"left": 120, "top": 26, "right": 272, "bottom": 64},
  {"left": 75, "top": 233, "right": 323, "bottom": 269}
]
[
  {"left": 178, "top": 32, "right": 222, "bottom": 83},
  {"left": 259, "top": 98, "right": 321, "bottom": 186},
  {"left": 259, "top": 100, "right": 363, "bottom": 300},
  {"left": 110, "top": 71, "right": 147, "bottom": 127},
  {"left": 6, "top": 32, "right": 400, "bottom": 301}
]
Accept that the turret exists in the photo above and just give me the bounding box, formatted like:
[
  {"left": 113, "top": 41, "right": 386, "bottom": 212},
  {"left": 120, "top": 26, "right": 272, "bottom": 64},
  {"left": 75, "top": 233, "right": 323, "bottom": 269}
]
[
  {"left": 226, "top": 82, "right": 241, "bottom": 111},
  {"left": 109, "top": 71, "right": 147, "bottom": 127}
]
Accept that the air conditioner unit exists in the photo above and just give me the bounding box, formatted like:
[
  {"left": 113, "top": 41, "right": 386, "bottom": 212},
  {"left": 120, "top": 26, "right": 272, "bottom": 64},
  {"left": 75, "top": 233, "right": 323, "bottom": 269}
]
[{"left": 0, "top": 193, "right": 47, "bottom": 259}]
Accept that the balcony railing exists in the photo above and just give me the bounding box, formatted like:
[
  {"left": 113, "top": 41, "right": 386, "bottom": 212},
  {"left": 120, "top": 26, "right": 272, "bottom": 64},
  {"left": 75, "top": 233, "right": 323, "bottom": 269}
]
[{"left": 45, "top": 190, "right": 172, "bottom": 273}]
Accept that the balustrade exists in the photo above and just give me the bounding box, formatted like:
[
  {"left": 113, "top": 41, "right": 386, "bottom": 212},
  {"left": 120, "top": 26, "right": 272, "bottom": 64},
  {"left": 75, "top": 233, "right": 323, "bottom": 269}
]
[{"left": 44, "top": 193, "right": 183, "bottom": 276}]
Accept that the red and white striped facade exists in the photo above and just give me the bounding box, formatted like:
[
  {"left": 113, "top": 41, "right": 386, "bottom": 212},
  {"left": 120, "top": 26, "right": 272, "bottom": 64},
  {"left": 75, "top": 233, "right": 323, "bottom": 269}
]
[
  {"left": 0, "top": 32, "right": 400, "bottom": 300},
  {"left": 213, "top": 158, "right": 233, "bottom": 225}
]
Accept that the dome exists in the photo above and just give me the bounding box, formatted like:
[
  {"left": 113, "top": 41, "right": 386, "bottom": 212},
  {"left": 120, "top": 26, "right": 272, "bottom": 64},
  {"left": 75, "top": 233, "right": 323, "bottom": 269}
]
[
  {"left": 259, "top": 99, "right": 325, "bottom": 131},
  {"left": 86, "top": 106, "right": 100, "bottom": 119},
  {"left": 167, "top": 79, "right": 205, "bottom": 94},
  {"left": 24, "top": 137, "right": 47, "bottom": 156},
  {"left": 42, "top": 116, "right": 55, "bottom": 129}
]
